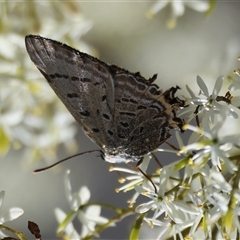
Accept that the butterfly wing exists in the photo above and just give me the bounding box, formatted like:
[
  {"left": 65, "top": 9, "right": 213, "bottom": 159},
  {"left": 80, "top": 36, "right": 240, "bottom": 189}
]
[
  {"left": 26, "top": 35, "right": 183, "bottom": 161},
  {"left": 108, "top": 68, "right": 173, "bottom": 157},
  {"left": 25, "top": 35, "right": 116, "bottom": 148}
]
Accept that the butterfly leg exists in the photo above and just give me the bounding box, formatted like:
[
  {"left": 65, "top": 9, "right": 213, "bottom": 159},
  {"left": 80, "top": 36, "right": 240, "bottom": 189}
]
[{"left": 136, "top": 158, "right": 157, "bottom": 194}]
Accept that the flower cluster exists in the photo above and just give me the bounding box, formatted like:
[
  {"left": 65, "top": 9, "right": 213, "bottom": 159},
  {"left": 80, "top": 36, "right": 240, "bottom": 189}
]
[
  {"left": 108, "top": 73, "right": 240, "bottom": 239},
  {"left": 4, "top": 71, "right": 240, "bottom": 239},
  {"left": 54, "top": 170, "right": 111, "bottom": 239},
  {"left": 0, "top": 2, "right": 94, "bottom": 160},
  {"left": 2, "top": 2, "right": 240, "bottom": 239}
]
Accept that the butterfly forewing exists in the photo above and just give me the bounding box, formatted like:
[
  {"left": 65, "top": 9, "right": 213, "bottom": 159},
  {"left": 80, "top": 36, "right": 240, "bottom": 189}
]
[{"left": 25, "top": 35, "right": 115, "bottom": 148}]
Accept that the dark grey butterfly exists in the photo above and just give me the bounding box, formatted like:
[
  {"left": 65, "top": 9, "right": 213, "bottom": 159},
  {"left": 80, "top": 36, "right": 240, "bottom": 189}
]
[{"left": 25, "top": 35, "right": 184, "bottom": 164}]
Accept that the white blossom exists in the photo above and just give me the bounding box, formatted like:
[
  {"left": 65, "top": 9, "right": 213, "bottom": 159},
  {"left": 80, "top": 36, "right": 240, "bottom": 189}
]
[
  {"left": 147, "top": 0, "right": 209, "bottom": 28},
  {"left": 54, "top": 170, "right": 109, "bottom": 238}
]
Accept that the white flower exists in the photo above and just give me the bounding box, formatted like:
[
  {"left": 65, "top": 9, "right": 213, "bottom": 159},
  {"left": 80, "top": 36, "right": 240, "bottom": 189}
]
[
  {"left": 138, "top": 73, "right": 240, "bottom": 238},
  {"left": 135, "top": 185, "right": 190, "bottom": 224},
  {"left": 184, "top": 76, "right": 238, "bottom": 123},
  {"left": 147, "top": 0, "right": 209, "bottom": 28},
  {"left": 196, "top": 75, "right": 224, "bottom": 122},
  {"left": 182, "top": 112, "right": 238, "bottom": 173},
  {"left": 135, "top": 166, "right": 198, "bottom": 221},
  {"left": 135, "top": 185, "right": 203, "bottom": 239},
  {"left": 54, "top": 170, "right": 109, "bottom": 238},
  {"left": 0, "top": 191, "right": 24, "bottom": 238}
]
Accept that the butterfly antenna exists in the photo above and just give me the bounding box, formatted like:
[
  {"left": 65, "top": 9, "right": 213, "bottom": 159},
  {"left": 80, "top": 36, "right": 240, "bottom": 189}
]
[{"left": 34, "top": 150, "right": 102, "bottom": 173}]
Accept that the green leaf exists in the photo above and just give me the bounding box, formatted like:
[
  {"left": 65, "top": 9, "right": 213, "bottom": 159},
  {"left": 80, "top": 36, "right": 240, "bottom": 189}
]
[{"left": 129, "top": 213, "right": 146, "bottom": 240}]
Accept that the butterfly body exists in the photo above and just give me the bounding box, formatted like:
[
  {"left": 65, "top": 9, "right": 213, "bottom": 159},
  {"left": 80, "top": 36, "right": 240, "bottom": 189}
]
[{"left": 25, "top": 35, "right": 184, "bottom": 163}]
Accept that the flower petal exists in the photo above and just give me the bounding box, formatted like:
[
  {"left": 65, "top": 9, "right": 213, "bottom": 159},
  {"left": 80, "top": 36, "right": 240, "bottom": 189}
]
[
  {"left": 172, "top": 2, "right": 185, "bottom": 16},
  {"left": 0, "top": 191, "right": 5, "bottom": 211},
  {"left": 0, "top": 207, "right": 23, "bottom": 223},
  {"left": 186, "top": 84, "right": 198, "bottom": 99},
  {"left": 212, "top": 76, "right": 223, "bottom": 98},
  {"left": 186, "top": 1, "right": 209, "bottom": 11},
  {"left": 158, "top": 166, "right": 171, "bottom": 197},
  {"left": 136, "top": 200, "right": 156, "bottom": 214},
  {"left": 79, "top": 186, "right": 90, "bottom": 204},
  {"left": 64, "top": 170, "right": 73, "bottom": 205},
  {"left": 85, "top": 206, "right": 110, "bottom": 225},
  {"left": 197, "top": 75, "right": 209, "bottom": 97},
  {"left": 163, "top": 201, "right": 186, "bottom": 223}
]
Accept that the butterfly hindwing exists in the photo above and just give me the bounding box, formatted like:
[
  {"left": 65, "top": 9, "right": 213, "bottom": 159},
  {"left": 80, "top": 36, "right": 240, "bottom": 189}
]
[{"left": 109, "top": 69, "right": 171, "bottom": 156}]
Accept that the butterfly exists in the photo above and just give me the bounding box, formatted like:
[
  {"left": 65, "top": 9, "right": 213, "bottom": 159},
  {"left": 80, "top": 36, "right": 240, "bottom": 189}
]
[{"left": 25, "top": 35, "right": 184, "bottom": 165}]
